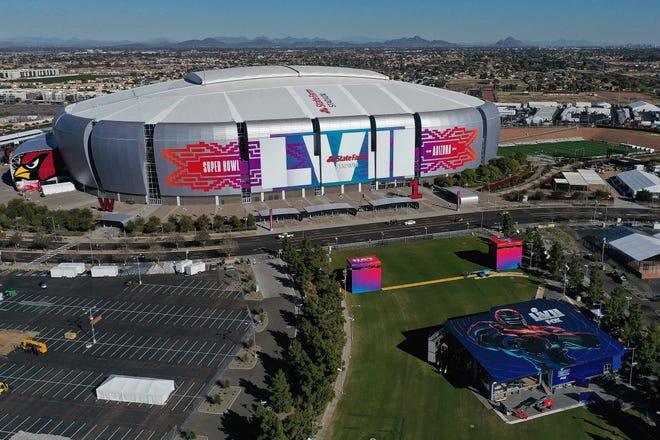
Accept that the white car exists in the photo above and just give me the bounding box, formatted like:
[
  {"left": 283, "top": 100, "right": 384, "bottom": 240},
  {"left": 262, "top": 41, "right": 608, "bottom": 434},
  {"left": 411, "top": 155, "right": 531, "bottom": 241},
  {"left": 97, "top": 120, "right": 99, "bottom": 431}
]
[
  {"left": 278, "top": 232, "right": 293, "bottom": 239},
  {"left": 403, "top": 220, "right": 416, "bottom": 226}
]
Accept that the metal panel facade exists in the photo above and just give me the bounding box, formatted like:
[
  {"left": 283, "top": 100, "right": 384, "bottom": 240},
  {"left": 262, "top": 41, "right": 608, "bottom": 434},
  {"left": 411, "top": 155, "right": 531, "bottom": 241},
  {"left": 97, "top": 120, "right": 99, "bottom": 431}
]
[
  {"left": 90, "top": 121, "right": 147, "bottom": 195},
  {"left": 52, "top": 112, "right": 97, "bottom": 187},
  {"left": 372, "top": 114, "right": 416, "bottom": 180},
  {"left": 154, "top": 123, "right": 242, "bottom": 196},
  {"left": 417, "top": 109, "right": 484, "bottom": 177},
  {"left": 248, "top": 119, "right": 315, "bottom": 191}
]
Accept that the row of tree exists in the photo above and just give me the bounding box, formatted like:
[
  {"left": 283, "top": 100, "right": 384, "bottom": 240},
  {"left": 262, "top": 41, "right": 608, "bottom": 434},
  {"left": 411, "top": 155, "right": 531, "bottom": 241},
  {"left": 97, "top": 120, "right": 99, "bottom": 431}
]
[
  {"left": 251, "top": 238, "right": 345, "bottom": 440},
  {"left": 518, "top": 227, "right": 658, "bottom": 381},
  {"left": 0, "top": 198, "right": 94, "bottom": 233},
  {"left": 433, "top": 152, "right": 528, "bottom": 188},
  {"left": 125, "top": 213, "right": 256, "bottom": 234}
]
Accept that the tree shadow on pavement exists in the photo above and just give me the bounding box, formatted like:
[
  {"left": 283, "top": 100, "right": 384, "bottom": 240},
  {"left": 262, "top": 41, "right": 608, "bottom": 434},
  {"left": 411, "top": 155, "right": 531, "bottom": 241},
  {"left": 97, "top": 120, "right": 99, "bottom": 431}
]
[
  {"left": 238, "top": 378, "right": 269, "bottom": 402},
  {"left": 258, "top": 351, "right": 288, "bottom": 381},
  {"left": 219, "top": 409, "right": 258, "bottom": 440},
  {"left": 268, "top": 329, "right": 291, "bottom": 352},
  {"left": 280, "top": 309, "right": 297, "bottom": 327}
]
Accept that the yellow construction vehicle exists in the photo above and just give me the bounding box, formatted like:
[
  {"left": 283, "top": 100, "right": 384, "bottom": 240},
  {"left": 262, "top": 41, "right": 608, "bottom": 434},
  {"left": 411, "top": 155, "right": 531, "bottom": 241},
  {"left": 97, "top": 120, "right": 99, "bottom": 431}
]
[
  {"left": 0, "top": 381, "right": 8, "bottom": 394},
  {"left": 19, "top": 339, "right": 47, "bottom": 354}
]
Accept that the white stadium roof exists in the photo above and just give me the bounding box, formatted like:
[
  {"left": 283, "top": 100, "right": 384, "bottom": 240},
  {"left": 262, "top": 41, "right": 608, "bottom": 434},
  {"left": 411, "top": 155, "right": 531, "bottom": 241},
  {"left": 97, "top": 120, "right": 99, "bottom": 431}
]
[{"left": 64, "top": 65, "right": 484, "bottom": 124}]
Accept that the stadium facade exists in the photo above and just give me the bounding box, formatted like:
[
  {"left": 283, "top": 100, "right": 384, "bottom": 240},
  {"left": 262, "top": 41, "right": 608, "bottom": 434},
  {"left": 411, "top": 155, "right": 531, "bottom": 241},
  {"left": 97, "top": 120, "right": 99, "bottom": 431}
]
[{"left": 14, "top": 66, "right": 499, "bottom": 205}]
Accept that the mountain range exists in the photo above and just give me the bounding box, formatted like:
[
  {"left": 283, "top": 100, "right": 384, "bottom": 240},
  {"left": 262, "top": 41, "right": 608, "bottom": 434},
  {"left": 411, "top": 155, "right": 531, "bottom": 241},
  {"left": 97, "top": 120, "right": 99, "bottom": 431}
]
[{"left": 0, "top": 35, "right": 641, "bottom": 49}]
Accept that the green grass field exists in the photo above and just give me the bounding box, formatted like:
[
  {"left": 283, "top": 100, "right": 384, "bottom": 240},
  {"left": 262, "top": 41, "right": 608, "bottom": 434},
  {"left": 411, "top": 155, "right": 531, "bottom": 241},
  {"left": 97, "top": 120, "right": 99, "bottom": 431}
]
[
  {"left": 500, "top": 140, "right": 635, "bottom": 158},
  {"left": 326, "top": 237, "right": 630, "bottom": 440}
]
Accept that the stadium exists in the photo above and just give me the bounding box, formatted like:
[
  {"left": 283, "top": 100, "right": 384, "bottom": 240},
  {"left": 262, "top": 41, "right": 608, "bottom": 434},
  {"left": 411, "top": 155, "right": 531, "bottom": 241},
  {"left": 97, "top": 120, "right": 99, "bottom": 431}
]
[{"left": 11, "top": 65, "right": 499, "bottom": 205}]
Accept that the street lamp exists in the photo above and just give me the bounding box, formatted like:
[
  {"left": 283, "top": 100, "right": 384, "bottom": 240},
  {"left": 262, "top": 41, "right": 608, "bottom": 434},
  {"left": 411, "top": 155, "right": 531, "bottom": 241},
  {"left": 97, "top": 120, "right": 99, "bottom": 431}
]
[
  {"left": 83, "top": 307, "right": 98, "bottom": 346},
  {"left": 135, "top": 254, "right": 143, "bottom": 285},
  {"left": 562, "top": 264, "right": 569, "bottom": 299},
  {"left": 628, "top": 347, "right": 636, "bottom": 386},
  {"left": 424, "top": 226, "right": 428, "bottom": 239},
  {"left": 601, "top": 237, "right": 607, "bottom": 271}
]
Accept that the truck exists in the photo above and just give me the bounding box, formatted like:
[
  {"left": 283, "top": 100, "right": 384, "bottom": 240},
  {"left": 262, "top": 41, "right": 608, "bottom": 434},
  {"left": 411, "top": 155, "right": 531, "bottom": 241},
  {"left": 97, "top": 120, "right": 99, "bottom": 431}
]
[{"left": 19, "top": 339, "right": 47, "bottom": 354}]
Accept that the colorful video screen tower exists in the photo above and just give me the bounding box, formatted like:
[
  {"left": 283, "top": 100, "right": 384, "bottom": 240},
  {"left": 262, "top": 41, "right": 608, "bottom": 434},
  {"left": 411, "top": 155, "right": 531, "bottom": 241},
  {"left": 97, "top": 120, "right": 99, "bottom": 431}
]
[
  {"left": 346, "top": 255, "right": 382, "bottom": 294},
  {"left": 489, "top": 237, "right": 523, "bottom": 270}
]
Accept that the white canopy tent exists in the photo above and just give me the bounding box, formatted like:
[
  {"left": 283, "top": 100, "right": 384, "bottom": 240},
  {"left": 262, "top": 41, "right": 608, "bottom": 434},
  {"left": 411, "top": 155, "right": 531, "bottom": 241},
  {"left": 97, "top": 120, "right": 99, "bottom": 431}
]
[{"left": 95, "top": 374, "right": 175, "bottom": 405}]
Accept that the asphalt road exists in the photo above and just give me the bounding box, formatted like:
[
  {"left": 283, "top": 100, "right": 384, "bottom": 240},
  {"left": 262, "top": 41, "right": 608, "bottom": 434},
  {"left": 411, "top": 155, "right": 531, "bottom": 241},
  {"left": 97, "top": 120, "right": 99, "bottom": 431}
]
[{"left": 2, "top": 205, "right": 654, "bottom": 264}]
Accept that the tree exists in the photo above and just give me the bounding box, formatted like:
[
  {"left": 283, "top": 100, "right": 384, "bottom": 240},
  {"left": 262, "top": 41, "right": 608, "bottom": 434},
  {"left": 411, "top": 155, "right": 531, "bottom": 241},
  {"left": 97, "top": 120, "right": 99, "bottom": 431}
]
[
  {"left": 601, "top": 287, "right": 626, "bottom": 337},
  {"left": 229, "top": 215, "right": 242, "bottom": 230},
  {"left": 218, "top": 239, "right": 239, "bottom": 257},
  {"left": 194, "top": 230, "right": 210, "bottom": 247},
  {"left": 246, "top": 213, "right": 256, "bottom": 228},
  {"left": 270, "top": 369, "right": 293, "bottom": 413},
  {"left": 196, "top": 214, "right": 211, "bottom": 231},
  {"left": 587, "top": 265, "right": 604, "bottom": 305},
  {"left": 547, "top": 242, "right": 566, "bottom": 279},
  {"left": 125, "top": 217, "right": 145, "bottom": 234},
  {"left": 178, "top": 215, "right": 195, "bottom": 232},
  {"left": 31, "top": 233, "right": 53, "bottom": 250},
  {"left": 566, "top": 254, "right": 584, "bottom": 294},
  {"left": 144, "top": 216, "right": 162, "bottom": 234},
  {"left": 635, "top": 322, "right": 659, "bottom": 377},
  {"left": 8, "top": 232, "right": 21, "bottom": 248},
  {"left": 253, "top": 405, "right": 286, "bottom": 440},
  {"left": 621, "top": 303, "right": 643, "bottom": 347},
  {"left": 501, "top": 212, "right": 516, "bottom": 236},
  {"left": 635, "top": 189, "right": 652, "bottom": 202},
  {"left": 213, "top": 214, "right": 226, "bottom": 232}
]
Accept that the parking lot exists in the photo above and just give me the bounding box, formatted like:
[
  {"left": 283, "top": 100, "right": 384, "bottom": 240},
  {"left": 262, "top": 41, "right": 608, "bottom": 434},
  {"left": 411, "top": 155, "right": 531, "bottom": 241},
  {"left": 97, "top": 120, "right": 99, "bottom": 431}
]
[{"left": 0, "top": 272, "right": 250, "bottom": 440}]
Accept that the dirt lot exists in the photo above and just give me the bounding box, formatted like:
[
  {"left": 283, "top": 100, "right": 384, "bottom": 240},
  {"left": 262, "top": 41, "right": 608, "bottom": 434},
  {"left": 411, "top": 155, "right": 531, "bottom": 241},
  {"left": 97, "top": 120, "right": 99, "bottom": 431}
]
[
  {"left": 501, "top": 126, "right": 660, "bottom": 150},
  {"left": 0, "top": 330, "right": 39, "bottom": 356}
]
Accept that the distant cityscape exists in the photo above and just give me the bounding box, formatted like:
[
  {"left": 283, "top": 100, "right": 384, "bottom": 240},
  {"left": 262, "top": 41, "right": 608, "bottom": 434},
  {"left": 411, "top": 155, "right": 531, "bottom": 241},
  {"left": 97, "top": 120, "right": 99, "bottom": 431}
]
[{"left": 0, "top": 47, "right": 657, "bottom": 136}]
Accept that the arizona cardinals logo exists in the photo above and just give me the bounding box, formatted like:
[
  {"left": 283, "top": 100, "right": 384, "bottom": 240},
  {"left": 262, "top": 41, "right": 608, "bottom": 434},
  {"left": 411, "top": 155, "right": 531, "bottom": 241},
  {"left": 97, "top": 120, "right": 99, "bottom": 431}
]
[
  {"left": 419, "top": 127, "right": 478, "bottom": 173},
  {"left": 14, "top": 151, "right": 57, "bottom": 181}
]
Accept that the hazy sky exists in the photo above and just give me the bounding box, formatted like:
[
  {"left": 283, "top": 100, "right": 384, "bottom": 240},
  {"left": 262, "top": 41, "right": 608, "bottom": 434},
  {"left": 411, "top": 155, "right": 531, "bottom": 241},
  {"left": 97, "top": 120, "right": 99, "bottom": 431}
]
[{"left": 2, "top": 0, "right": 658, "bottom": 44}]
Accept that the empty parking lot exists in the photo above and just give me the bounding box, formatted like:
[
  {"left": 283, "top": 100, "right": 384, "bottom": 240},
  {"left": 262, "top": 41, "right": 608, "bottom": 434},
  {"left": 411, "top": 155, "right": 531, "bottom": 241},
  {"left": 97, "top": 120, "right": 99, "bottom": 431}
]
[{"left": 0, "top": 271, "right": 250, "bottom": 440}]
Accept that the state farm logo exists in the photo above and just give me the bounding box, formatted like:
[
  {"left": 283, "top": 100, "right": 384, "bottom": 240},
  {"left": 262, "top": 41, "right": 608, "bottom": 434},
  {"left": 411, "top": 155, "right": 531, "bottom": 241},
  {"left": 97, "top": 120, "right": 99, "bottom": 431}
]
[
  {"left": 326, "top": 153, "right": 366, "bottom": 169},
  {"left": 306, "top": 89, "right": 335, "bottom": 114}
]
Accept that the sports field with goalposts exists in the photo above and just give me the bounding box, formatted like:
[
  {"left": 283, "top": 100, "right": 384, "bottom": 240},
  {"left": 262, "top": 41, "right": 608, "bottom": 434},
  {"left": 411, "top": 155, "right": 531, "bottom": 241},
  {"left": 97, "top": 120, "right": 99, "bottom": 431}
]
[
  {"left": 326, "top": 236, "right": 630, "bottom": 440},
  {"left": 499, "top": 140, "right": 635, "bottom": 158}
]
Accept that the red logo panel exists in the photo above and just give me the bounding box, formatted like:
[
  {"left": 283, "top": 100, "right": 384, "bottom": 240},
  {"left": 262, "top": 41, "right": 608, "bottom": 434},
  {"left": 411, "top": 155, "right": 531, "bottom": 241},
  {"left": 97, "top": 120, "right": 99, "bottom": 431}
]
[
  {"left": 419, "top": 127, "right": 478, "bottom": 173},
  {"left": 162, "top": 141, "right": 243, "bottom": 192}
]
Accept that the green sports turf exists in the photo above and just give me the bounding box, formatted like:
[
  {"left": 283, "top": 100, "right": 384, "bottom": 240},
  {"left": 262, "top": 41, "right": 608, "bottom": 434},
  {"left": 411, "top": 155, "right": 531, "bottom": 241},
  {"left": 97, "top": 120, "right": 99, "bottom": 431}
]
[
  {"left": 500, "top": 140, "right": 635, "bottom": 158},
  {"left": 326, "top": 237, "right": 631, "bottom": 440}
]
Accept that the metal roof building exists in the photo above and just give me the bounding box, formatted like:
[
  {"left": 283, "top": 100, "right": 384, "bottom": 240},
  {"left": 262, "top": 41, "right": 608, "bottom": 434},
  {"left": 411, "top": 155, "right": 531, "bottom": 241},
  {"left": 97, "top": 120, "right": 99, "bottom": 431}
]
[
  {"left": 610, "top": 169, "right": 660, "bottom": 198},
  {"left": 591, "top": 226, "right": 660, "bottom": 279},
  {"left": 16, "top": 65, "right": 500, "bottom": 206}
]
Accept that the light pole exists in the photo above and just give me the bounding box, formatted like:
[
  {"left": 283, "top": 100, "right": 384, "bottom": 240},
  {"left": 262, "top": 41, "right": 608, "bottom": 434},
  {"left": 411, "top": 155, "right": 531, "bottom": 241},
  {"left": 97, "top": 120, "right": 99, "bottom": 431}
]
[
  {"left": 381, "top": 231, "right": 384, "bottom": 244},
  {"left": 83, "top": 307, "right": 98, "bottom": 346},
  {"left": 135, "top": 254, "right": 143, "bottom": 285},
  {"left": 601, "top": 237, "right": 607, "bottom": 271},
  {"left": 628, "top": 347, "right": 636, "bottom": 386},
  {"left": 593, "top": 200, "right": 599, "bottom": 222},
  {"left": 424, "top": 226, "right": 428, "bottom": 239},
  {"left": 563, "top": 264, "right": 569, "bottom": 299}
]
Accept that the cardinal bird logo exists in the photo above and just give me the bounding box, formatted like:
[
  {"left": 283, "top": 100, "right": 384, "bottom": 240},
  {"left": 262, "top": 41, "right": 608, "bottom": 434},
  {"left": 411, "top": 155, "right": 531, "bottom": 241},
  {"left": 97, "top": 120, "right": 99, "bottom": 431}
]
[{"left": 13, "top": 151, "right": 57, "bottom": 181}]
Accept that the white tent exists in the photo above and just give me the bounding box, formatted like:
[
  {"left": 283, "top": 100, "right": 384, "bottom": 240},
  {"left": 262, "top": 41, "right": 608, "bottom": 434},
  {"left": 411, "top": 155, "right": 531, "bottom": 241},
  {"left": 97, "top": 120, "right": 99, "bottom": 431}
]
[{"left": 96, "top": 374, "right": 175, "bottom": 405}]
